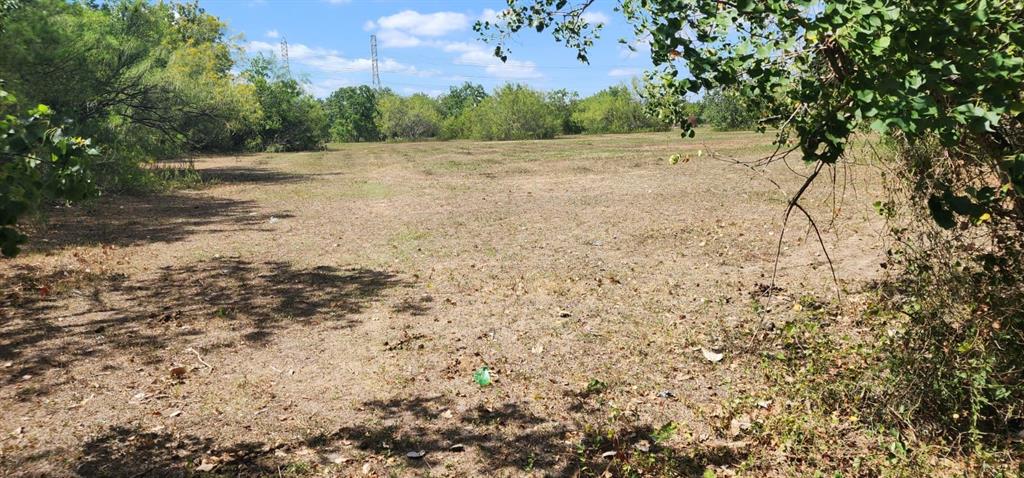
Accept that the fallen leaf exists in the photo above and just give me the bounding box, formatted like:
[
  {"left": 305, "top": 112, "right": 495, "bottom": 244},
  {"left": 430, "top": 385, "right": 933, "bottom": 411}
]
[
  {"left": 168, "top": 410, "right": 183, "bottom": 418},
  {"left": 406, "top": 450, "right": 426, "bottom": 460},
  {"left": 701, "top": 348, "right": 724, "bottom": 363},
  {"left": 195, "top": 462, "right": 216, "bottom": 472},
  {"left": 170, "top": 367, "right": 187, "bottom": 379},
  {"left": 449, "top": 443, "right": 466, "bottom": 452},
  {"left": 729, "top": 414, "right": 752, "bottom": 437},
  {"left": 600, "top": 451, "right": 617, "bottom": 459},
  {"left": 326, "top": 453, "right": 350, "bottom": 464}
]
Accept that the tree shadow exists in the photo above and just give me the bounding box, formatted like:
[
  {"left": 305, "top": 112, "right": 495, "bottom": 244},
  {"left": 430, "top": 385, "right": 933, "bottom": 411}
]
[
  {"left": 0, "top": 258, "right": 413, "bottom": 387},
  {"left": 45, "top": 394, "right": 746, "bottom": 477},
  {"left": 198, "top": 166, "right": 305, "bottom": 185},
  {"left": 25, "top": 192, "right": 292, "bottom": 252}
]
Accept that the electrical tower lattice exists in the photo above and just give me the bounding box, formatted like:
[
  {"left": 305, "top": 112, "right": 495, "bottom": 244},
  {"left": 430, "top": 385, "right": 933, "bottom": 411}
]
[
  {"left": 280, "top": 38, "right": 291, "bottom": 77},
  {"left": 370, "top": 34, "right": 381, "bottom": 89}
]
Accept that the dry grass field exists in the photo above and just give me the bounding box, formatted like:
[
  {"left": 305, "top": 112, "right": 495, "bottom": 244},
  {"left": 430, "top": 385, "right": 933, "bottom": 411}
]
[{"left": 0, "top": 131, "right": 887, "bottom": 477}]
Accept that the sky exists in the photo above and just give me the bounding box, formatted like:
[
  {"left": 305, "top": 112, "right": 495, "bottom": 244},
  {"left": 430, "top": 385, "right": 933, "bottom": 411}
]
[{"left": 200, "top": 0, "right": 652, "bottom": 98}]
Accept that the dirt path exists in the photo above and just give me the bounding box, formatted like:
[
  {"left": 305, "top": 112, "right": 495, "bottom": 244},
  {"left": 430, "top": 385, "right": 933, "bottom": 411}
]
[{"left": 0, "top": 131, "right": 885, "bottom": 477}]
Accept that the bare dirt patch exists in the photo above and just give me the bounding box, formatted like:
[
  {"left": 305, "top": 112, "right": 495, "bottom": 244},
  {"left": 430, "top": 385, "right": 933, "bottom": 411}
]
[{"left": 0, "top": 131, "right": 885, "bottom": 476}]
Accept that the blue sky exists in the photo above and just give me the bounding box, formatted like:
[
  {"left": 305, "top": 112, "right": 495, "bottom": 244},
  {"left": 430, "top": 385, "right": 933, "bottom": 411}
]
[{"left": 201, "top": 0, "right": 652, "bottom": 97}]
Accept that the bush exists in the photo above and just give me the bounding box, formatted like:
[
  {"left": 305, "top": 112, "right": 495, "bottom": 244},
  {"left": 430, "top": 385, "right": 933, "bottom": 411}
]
[
  {"left": 463, "top": 84, "right": 561, "bottom": 141},
  {"left": 376, "top": 92, "right": 442, "bottom": 141},
  {"left": 547, "top": 88, "right": 582, "bottom": 135},
  {"left": 1, "top": 92, "right": 97, "bottom": 256},
  {"left": 572, "top": 85, "right": 668, "bottom": 134},
  {"left": 699, "top": 89, "right": 760, "bottom": 131}
]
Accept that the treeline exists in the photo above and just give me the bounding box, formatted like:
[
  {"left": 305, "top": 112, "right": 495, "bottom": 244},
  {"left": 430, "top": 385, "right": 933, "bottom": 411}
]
[
  {"left": 0, "top": 0, "right": 329, "bottom": 191},
  {"left": 326, "top": 83, "right": 670, "bottom": 143}
]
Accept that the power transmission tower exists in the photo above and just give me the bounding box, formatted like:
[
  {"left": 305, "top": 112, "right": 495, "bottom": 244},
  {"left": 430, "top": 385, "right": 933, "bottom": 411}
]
[
  {"left": 280, "top": 37, "right": 291, "bottom": 78},
  {"left": 370, "top": 34, "right": 381, "bottom": 89}
]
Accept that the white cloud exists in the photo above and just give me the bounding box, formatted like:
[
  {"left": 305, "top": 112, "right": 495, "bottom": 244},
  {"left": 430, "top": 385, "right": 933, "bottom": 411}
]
[
  {"left": 377, "top": 29, "right": 422, "bottom": 48},
  {"left": 608, "top": 67, "right": 641, "bottom": 77},
  {"left": 399, "top": 86, "right": 445, "bottom": 96},
  {"left": 245, "top": 40, "right": 277, "bottom": 54},
  {"left": 479, "top": 8, "right": 509, "bottom": 24},
  {"left": 266, "top": 29, "right": 280, "bottom": 39},
  {"left": 442, "top": 41, "right": 542, "bottom": 79},
  {"left": 308, "top": 78, "right": 353, "bottom": 97},
  {"left": 375, "top": 10, "right": 469, "bottom": 37},
  {"left": 581, "top": 11, "right": 610, "bottom": 25}
]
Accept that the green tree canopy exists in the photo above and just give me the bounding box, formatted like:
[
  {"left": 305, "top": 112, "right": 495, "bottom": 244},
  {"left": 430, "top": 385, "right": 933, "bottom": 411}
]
[
  {"left": 242, "top": 55, "right": 329, "bottom": 152},
  {"left": 464, "top": 84, "right": 561, "bottom": 141},
  {"left": 376, "top": 92, "right": 443, "bottom": 140},
  {"left": 572, "top": 84, "right": 668, "bottom": 134},
  {"left": 324, "top": 86, "right": 380, "bottom": 143}
]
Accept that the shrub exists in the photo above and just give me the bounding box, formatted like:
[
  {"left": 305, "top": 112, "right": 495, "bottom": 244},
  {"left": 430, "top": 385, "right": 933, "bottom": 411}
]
[
  {"left": 463, "top": 84, "right": 561, "bottom": 141},
  {"left": 376, "top": 92, "right": 442, "bottom": 141},
  {"left": 1, "top": 91, "right": 97, "bottom": 256},
  {"left": 699, "top": 89, "right": 760, "bottom": 131},
  {"left": 573, "top": 85, "right": 668, "bottom": 134}
]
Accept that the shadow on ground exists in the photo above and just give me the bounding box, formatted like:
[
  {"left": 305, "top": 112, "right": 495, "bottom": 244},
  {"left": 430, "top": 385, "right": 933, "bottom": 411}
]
[
  {"left": 198, "top": 166, "right": 306, "bottom": 185},
  {"left": 32, "top": 394, "right": 745, "bottom": 477},
  {"left": 24, "top": 191, "right": 291, "bottom": 252},
  {"left": 0, "top": 258, "right": 413, "bottom": 388}
]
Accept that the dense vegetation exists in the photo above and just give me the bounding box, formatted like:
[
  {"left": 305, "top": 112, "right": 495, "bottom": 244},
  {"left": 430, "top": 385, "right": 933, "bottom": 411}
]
[
  {"left": 326, "top": 81, "right": 669, "bottom": 142},
  {"left": 489, "top": 0, "right": 1024, "bottom": 474}
]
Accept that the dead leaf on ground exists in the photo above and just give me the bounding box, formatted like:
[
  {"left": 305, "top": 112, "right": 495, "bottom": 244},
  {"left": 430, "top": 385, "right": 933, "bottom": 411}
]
[
  {"left": 701, "top": 348, "right": 724, "bottom": 363},
  {"left": 170, "top": 366, "right": 187, "bottom": 379}
]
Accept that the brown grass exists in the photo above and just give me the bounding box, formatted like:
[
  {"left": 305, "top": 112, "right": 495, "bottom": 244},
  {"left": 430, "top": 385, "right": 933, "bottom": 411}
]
[{"left": 0, "top": 130, "right": 886, "bottom": 477}]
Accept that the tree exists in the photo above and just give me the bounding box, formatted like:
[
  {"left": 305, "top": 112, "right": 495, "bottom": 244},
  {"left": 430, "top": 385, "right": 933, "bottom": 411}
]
[
  {"left": 464, "top": 84, "right": 561, "bottom": 141},
  {"left": 376, "top": 92, "right": 442, "bottom": 140},
  {"left": 0, "top": 0, "right": 266, "bottom": 179},
  {"left": 324, "top": 86, "right": 380, "bottom": 143},
  {"left": 439, "top": 82, "right": 488, "bottom": 118},
  {"left": 700, "top": 89, "right": 760, "bottom": 131},
  {"left": 573, "top": 85, "right": 668, "bottom": 134},
  {"left": 242, "top": 55, "right": 329, "bottom": 152},
  {"left": 546, "top": 88, "right": 582, "bottom": 135}
]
